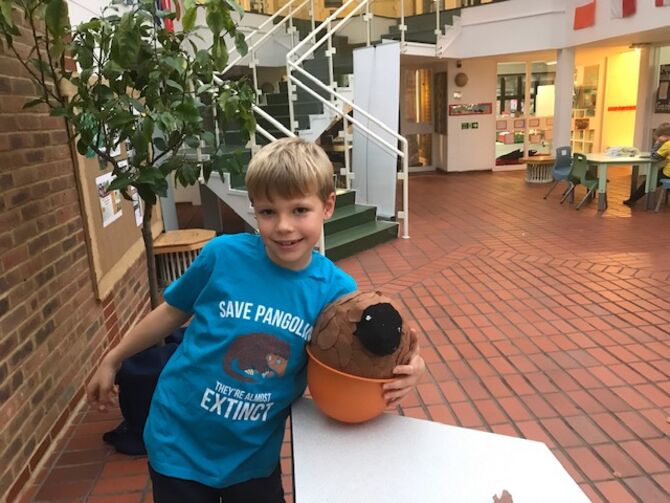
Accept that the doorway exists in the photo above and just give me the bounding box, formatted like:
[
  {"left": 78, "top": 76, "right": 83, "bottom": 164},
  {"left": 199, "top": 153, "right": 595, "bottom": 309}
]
[{"left": 401, "top": 66, "right": 435, "bottom": 171}]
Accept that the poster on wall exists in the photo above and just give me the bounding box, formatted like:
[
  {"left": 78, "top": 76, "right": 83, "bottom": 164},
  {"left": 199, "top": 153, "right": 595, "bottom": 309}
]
[
  {"left": 448, "top": 103, "right": 493, "bottom": 116},
  {"left": 656, "top": 64, "right": 670, "bottom": 113},
  {"left": 95, "top": 172, "right": 123, "bottom": 227}
]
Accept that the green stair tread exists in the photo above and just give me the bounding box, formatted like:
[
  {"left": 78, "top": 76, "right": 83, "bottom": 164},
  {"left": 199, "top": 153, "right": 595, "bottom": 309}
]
[
  {"left": 328, "top": 203, "right": 374, "bottom": 222},
  {"left": 325, "top": 220, "right": 398, "bottom": 250}
]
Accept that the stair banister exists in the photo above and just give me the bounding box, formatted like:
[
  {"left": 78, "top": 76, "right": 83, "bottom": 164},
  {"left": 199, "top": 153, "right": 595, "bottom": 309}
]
[
  {"left": 399, "top": 0, "right": 406, "bottom": 45},
  {"left": 290, "top": 74, "right": 404, "bottom": 158},
  {"left": 290, "top": 64, "right": 402, "bottom": 147},
  {"left": 220, "top": 0, "right": 312, "bottom": 76},
  {"left": 251, "top": 104, "right": 295, "bottom": 138},
  {"left": 286, "top": 0, "right": 366, "bottom": 132},
  {"left": 290, "top": 0, "right": 366, "bottom": 67},
  {"left": 288, "top": 65, "right": 410, "bottom": 239},
  {"left": 286, "top": 0, "right": 410, "bottom": 239}
]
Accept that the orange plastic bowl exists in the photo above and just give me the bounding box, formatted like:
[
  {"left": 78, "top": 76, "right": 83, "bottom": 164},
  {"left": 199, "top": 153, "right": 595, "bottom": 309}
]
[{"left": 305, "top": 345, "right": 392, "bottom": 424}]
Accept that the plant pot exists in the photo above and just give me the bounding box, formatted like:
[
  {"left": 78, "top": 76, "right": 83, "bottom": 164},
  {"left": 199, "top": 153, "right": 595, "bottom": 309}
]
[{"left": 306, "top": 345, "right": 392, "bottom": 424}]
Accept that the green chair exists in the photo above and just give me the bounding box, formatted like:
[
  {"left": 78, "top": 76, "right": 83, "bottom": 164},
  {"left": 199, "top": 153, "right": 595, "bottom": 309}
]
[{"left": 560, "top": 153, "right": 599, "bottom": 210}]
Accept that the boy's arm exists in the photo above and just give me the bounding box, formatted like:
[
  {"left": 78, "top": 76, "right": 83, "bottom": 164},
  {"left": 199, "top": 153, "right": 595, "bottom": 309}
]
[
  {"left": 86, "top": 302, "right": 190, "bottom": 410},
  {"left": 381, "top": 328, "right": 426, "bottom": 407}
]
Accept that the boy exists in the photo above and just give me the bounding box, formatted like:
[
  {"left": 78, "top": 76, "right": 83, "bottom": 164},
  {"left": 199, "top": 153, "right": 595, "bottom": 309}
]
[
  {"left": 624, "top": 125, "right": 670, "bottom": 206},
  {"left": 87, "top": 138, "right": 425, "bottom": 502}
]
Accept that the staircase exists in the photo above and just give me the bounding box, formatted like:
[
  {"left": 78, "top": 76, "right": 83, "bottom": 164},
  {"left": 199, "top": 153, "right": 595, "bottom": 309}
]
[
  {"left": 205, "top": 172, "right": 398, "bottom": 259},
  {"left": 202, "top": 3, "right": 413, "bottom": 261},
  {"left": 383, "top": 9, "right": 461, "bottom": 44}
]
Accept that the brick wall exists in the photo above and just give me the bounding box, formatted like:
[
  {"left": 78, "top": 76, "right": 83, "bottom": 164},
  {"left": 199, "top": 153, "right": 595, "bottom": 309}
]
[{"left": 0, "top": 26, "right": 152, "bottom": 502}]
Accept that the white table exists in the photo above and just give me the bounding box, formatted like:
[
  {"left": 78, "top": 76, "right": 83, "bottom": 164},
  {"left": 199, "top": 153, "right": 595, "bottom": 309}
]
[
  {"left": 290, "top": 398, "right": 589, "bottom": 503},
  {"left": 585, "top": 153, "right": 659, "bottom": 211}
]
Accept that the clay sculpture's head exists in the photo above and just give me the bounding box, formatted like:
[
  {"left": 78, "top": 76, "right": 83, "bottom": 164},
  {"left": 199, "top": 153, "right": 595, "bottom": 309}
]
[{"left": 309, "top": 291, "right": 416, "bottom": 379}]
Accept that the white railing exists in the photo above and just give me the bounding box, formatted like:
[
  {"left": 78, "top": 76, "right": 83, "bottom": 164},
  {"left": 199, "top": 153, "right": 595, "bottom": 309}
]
[
  {"left": 220, "top": 0, "right": 313, "bottom": 106},
  {"left": 286, "top": 0, "right": 410, "bottom": 239}
]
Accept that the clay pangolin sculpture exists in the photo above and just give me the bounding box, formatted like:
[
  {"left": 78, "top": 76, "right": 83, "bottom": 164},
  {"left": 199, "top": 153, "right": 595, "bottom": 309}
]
[{"left": 309, "top": 291, "right": 416, "bottom": 379}]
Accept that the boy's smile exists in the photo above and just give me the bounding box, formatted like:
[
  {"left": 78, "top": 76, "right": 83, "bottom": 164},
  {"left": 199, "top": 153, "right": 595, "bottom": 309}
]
[{"left": 253, "top": 192, "right": 335, "bottom": 271}]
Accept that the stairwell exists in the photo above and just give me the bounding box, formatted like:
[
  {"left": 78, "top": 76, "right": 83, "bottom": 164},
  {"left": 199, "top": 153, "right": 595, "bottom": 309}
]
[{"left": 203, "top": 16, "right": 399, "bottom": 261}]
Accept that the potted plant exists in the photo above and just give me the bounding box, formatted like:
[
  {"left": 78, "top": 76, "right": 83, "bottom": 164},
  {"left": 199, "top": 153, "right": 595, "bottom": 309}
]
[{"left": 0, "top": 0, "right": 256, "bottom": 308}]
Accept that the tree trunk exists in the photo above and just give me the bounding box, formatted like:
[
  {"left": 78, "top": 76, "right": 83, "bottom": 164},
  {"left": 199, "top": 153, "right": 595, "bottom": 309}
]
[{"left": 142, "top": 202, "right": 160, "bottom": 309}]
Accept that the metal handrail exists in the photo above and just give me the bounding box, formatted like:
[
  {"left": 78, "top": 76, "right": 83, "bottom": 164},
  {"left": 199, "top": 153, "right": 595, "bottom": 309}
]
[
  {"left": 286, "top": 0, "right": 409, "bottom": 239},
  {"left": 221, "top": 0, "right": 312, "bottom": 75},
  {"left": 252, "top": 104, "right": 294, "bottom": 138}
]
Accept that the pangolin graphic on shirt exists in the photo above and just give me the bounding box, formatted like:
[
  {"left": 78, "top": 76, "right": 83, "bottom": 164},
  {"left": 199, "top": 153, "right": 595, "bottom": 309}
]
[{"left": 223, "top": 333, "right": 291, "bottom": 383}]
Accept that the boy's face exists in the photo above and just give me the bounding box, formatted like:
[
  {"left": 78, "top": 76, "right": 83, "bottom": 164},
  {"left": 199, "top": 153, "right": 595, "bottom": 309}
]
[{"left": 253, "top": 191, "right": 336, "bottom": 271}]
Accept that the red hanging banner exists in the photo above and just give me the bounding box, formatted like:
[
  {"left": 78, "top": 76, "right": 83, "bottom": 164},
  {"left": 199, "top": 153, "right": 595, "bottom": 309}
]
[
  {"left": 574, "top": 1, "right": 597, "bottom": 30},
  {"left": 611, "top": 0, "right": 636, "bottom": 17}
]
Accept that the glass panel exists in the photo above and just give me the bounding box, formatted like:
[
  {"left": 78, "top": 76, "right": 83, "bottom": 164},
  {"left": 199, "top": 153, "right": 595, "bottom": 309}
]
[
  {"left": 403, "top": 69, "right": 432, "bottom": 124},
  {"left": 528, "top": 61, "right": 555, "bottom": 154},
  {"left": 407, "top": 134, "right": 432, "bottom": 167},
  {"left": 572, "top": 64, "right": 599, "bottom": 153}
]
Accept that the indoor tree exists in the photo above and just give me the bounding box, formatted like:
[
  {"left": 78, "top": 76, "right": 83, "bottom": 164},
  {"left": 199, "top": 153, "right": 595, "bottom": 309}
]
[{"left": 0, "top": 0, "right": 256, "bottom": 308}]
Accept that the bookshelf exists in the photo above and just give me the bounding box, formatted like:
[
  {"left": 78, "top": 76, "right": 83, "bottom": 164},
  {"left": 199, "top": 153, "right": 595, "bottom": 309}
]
[{"left": 571, "top": 64, "right": 601, "bottom": 154}]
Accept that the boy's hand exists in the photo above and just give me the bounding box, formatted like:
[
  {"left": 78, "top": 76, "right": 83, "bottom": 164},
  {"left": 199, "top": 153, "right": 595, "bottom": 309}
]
[
  {"left": 86, "top": 354, "right": 121, "bottom": 412},
  {"left": 382, "top": 329, "right": 426, "bottom": 407}
]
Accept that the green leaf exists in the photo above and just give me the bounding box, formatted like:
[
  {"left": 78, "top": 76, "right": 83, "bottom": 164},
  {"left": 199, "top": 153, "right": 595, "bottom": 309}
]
[
  {"left": 182, "top": 6, "right": 197, "bottom": 32},
  {"left": 128, "top": 98, "right": 145, "bottom": 113},
  {"left": 23, "top": 98, "right": 43, "bottom": 109},
  {"left": 45, "top": 0, "right": 68, "bottom": 43},
  {"left": 224, "top": 0, "right": 244, "bottom": 19},
  {"left": 50, "top": 107, "right": 69, "bottom": 117},
  {"left": 165, "top": 79, "right": 184, "bottom": 92},
  {"left": 77, "top": 138, "right": 91, "bottom": 156},
  {"left": 185, "top": 136, "right": 200, "bottom": 149},
  {"left": 175, "top": 101, "right": 200, "bottom": 124},
  {"left": 211, "top": 37, "right": 228, "bottom": 71},
  {"left": 107, "top": 174, "right": 131, "bottom": 192},
  {"left": 0, "top": 0, "right": 13, "bottom": 26},
  {"left": 205, "top": 8, "right": 224, "bottom": 37},
  {"left": 234, "top": 32, "right": 247, "bottom": 57},
  {"left": 201, "top": 130, "right": 215, "bottom": 146},
  {"left": 136, "top": 184, "right": 157, "bottom": 205},
  {"left": 163, "top": 56, "right": 186, "bottom": 75},
  {"left": 175, "top": 163, "right": 199, "bottom": 187},
  {"left": 107, "top": 109, "right": 134, "bottom": 129},
  {"left": 154, "top": 136, "right": 167, "bottom": 151},
  {"left": 111, "top": 13, "right": 141, "bottom": 68},
  {"left": 29, "top": 58, "right": 52, "bottom": 76}
]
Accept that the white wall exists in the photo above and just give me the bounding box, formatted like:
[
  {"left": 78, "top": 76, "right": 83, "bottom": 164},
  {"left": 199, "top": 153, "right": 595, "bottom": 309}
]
[
  {"left": 446, "top": 57, "right": 497, "bottom": 172},
  {"left": 442, "top": 0, "right": 670, "bottom": 59},
  {"left": 443, "top": 0, "right": 567, "bottom": 58},
  {"left": 566, "top": 0, "right": 670, "bottom": 47},
  {"left": 67, "top": 0, "right": 111, "bottom": 26}
]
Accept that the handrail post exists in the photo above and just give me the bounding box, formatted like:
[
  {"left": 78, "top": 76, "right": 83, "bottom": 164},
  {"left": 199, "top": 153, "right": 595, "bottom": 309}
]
[
  {"left": 287, "top": 60, "right": 296, "bottom": 134},
  {"left": 288, "top": 2, "right": 296, "bottom": 49},
  {"left": 435, "top": 0, "right": 440, "bottom": 41},
  {"left": 342, "top": 114, "right": 351, "bottom": 190},
  {"left": 250, "top": 48, "right": 260, "bottom": 105},
  {"left": 310, "top": 0, "right": 316, "bottom": 42},
  {"left": 326, "top": 20, "right": 336, "bottom": 106},
  {"left": 400, "top": 0, "right": 406, "bottom": 46},
  {"left": 364, "top": 1, "right": 371, "bottom": 47},
  {"left": 403, "top": 143, "right": 409, "bottom": 239}
]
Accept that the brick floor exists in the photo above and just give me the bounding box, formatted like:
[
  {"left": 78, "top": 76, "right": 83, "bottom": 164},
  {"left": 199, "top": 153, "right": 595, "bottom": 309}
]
[{"left": 19, "top": 168, "right": 670, "bottom": 502}]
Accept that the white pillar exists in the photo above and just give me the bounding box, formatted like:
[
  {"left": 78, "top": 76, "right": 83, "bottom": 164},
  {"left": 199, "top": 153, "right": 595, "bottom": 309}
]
[
  {"left": 553, "top": 47, "right": 575, "bottom": 151},
  {"left": 633, "top": 47, "right": 658, "bottom": 150}
]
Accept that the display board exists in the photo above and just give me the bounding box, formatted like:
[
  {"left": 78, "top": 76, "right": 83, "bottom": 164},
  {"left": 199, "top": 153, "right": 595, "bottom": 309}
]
[{"left": 76, "top": 144, "right": 163, "bottom": 300}]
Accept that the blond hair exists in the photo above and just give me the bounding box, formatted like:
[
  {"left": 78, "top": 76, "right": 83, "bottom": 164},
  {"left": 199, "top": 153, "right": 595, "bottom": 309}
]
[{"left": 245, "top": 137, "right": 334, "bottom": 203}]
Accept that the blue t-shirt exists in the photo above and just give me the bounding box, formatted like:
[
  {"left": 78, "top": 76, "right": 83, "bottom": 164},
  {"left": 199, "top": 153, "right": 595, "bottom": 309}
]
[{"left": 144, "top": 233, "right": 356, "bottom": 488}]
